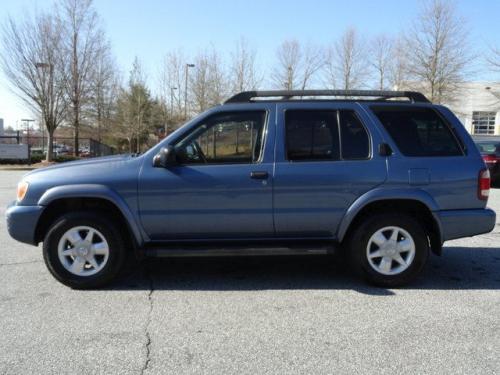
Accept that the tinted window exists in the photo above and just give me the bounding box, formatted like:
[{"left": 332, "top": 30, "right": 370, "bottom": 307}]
[
  {"left": 286, "top": 110, "right": 340, "bottom": 161},
  {"left": 175, "top": 111, "right": 266, "bottom": 164},
  {"left": 339, "top": 111, "right": 370, "bottom": 159},
  {"left": 476, "top": 142, "right": 500, "bottom": 156},
  {"left": 371, "top": 106, "right": 462, "bottom": 157}
]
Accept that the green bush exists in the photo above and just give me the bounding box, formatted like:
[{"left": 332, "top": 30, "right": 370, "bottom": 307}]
[
  {"left": 30, "top": 154, "right": 44, "bottom": 164},
  {"left": 54, "top": 155, "right": 79, "bottom": 163}
]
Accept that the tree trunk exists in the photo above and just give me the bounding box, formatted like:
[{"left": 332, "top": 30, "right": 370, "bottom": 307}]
[
  {"left": 73, "top": 104, "right": 79, "bottom": 156},
  {"left": 46, "top": 129, "right": 55, "bottom": 162}
]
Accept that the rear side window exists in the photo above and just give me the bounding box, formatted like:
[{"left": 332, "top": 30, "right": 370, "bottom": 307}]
[
  {"left": 371, "top": 106, "right": 463, "bottom": 157},
  {"left": 286, "top": 111, "right": 340, "bottom": 161},
  {"left": 339, "top": 111, "right": 370, "bottom": 159}
]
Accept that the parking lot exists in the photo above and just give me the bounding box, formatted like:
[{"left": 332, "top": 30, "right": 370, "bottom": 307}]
[{"left": 0, "top": 169, "right": 499, "bottom": 374}]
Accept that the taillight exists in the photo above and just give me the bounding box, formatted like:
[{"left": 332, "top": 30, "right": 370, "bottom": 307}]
[
  {"left": 483, "top": 154, "right": 498, "bottom": 164},
  {"left": 478, "top": 168, "right": 490, "bottom": 201}
]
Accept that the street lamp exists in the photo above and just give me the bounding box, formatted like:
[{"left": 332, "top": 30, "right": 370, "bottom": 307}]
[{"left": 184, "top": 63, "right": 195, "bottom": 119}]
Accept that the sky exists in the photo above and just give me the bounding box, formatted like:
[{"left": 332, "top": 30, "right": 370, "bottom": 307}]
[{"left": 0, "top": 0, "right": 499, "bottom": 130}]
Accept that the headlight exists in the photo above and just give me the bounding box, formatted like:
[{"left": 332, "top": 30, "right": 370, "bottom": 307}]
[{"left": 17, "top": 181, "right": 29, "bottom": 202}]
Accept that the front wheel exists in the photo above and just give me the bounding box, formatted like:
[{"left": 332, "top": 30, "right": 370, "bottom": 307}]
[
  {"left": 43, "top": 212, "right": 127, "bottom": 289},
  {"left": 348, "top": 213, "right": 429, "bottom": 287}
]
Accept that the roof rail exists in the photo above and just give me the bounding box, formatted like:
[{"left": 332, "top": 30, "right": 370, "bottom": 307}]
[{"left": 224, "top": 90, "right": 431, "bottom": 104}]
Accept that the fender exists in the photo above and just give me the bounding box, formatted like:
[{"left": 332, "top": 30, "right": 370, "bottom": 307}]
[
  {"left": 336, "top": 187, "right": 443, "bottom": 242},
  {"left": 38, "top": 184, "right": 145, "bottom": 245}
]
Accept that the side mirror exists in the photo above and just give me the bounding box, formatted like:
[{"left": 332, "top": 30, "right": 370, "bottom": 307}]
[{"left": 153, "top": 145, "right": 177, "bottom": 168}]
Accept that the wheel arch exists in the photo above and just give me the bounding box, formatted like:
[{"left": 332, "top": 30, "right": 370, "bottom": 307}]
[
  {"left": 338, "top": 189, "right": 443, "bottom": 255},
  {"left": 35, "top": 185, "right": 144, "bottom": 247}
]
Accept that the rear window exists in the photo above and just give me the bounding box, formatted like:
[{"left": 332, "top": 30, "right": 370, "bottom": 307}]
[
  {"left": 371, "top": 106, "right": 463, "bottom": 157},
  {"left": 476, "top": 142, "right": 500, "bottom": 155}
]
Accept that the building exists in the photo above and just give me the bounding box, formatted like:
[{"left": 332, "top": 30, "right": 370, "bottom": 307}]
[{"left": 443, "top": 82, "right": 500, "bottom": 136}]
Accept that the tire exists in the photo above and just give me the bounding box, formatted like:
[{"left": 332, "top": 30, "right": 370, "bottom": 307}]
[
  {"left": 348, "top": 213, "right": 429, "bottom": 287},
  {"left": 43, "top": 211, "right": 127, "bottom": 289}
]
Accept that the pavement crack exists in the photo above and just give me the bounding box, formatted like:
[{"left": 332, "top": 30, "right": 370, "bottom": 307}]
[
  {"left": 140, "top": 265, "right": 154, "bottom": 375},
  {"left": 0, "top": 260, "right": 42, "bottom": 267}
]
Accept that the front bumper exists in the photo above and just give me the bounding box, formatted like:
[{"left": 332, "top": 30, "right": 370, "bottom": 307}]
[
  {"left": 437, "top": 208, "right": 496, "bottom": 241},
  {"left": 5, "top": 202, "right": 45, "bottom": 245}
]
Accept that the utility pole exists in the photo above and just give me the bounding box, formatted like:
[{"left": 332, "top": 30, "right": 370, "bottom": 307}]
[{"left": 184, "top": 63, "right": 195, "bottom": 120}]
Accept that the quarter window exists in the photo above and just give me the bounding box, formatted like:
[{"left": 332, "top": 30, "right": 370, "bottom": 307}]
[
  {"left": 371, "top": 106, "right": 463, "bottom": 157},
  {"left": 175, "top": 111, "right": 266, "bottom": 164}
]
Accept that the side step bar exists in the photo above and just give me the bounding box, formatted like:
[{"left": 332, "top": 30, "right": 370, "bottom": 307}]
[{"left": 143, "top": 241, "right": 336, "bottom": 258}]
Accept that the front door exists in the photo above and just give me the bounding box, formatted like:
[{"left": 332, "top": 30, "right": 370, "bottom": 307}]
[{"left": 138, "top": 106, "right": 275, "bottom": 240}]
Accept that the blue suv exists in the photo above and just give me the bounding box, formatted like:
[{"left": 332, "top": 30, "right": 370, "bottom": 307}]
[{"left": 5, "top": 90, "right": 496, "bottom": 289}]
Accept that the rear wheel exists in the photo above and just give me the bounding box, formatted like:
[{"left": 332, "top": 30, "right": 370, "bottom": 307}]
[
  {"left": 348, "top": 213, "right": 429, "bottom": 287},
  {"left": 43, "top": 211, "right": 127, "bottom": 289}
]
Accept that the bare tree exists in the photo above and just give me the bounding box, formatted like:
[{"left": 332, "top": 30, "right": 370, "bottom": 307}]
[
  {"left": 324, "top": 28, "right": 368, "bottom": 90},
  {"left": 158, "top": 49, "right": 188, "bottom": 126},
  {"left": 189, "top": 48, "right": 228, "bottom": 114},
  {"left": 487, "top": 45, "right": 500, "bottom": 72},
  {"left": 87, "top": 42, "right": 119, "bottom": 144},
  {"left": 300, "top": 43, "right": 324, "bottom": 90},
  {"left": 59, "top": 0, "right": 103, "bottom": 156},
  {"left": 1, "top": 12, "right": 67, "bottom": 161},
  {"left": 370, "top": 35, "right": 393, "bottom": 90},
  {"left": 230, "top": 37, "right": 262, "bottom": 92},
  {"left": 404, "top": 0, "right": 472, "bottom": 103},
  {"left": 115, "top": 58, "right": 153, "bottom": 153},
  {"left": 272, "top": 40, "right": 301, "bottom": 89},
  {"left": 388, "top": 37, "right": 409, "bottom": 90},
  {"left": 271, "top": 39, "right": 323, "bottom": 90}
]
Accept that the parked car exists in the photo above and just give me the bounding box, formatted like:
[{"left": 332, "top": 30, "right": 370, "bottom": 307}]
[
  {"left": 6, "top": 90, "right": 496, "bottom": 289},
  {"left": 473, "top": 137, "right": 500, "bottom": 186}
]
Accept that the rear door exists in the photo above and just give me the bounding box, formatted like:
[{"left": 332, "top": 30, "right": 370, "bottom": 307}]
[{"left": 273, "top": 102, "right": 387, "bottom": 238}]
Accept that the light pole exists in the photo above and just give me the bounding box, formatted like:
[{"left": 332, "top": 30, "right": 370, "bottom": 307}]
[{"left": 184, "top": 63, "right": 195, "bottom": 119}]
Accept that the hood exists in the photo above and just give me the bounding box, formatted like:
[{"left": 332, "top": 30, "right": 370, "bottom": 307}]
[
  {"left": 19, "top": 153, "right": 144, "bottom": 206},
  {"left": 25, "top": 154, "right": 136, "bottom": 177}
]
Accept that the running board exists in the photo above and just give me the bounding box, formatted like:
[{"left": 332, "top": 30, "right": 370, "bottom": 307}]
[{"left": 143, "top": 241, "right": 335, "bottom": 258}]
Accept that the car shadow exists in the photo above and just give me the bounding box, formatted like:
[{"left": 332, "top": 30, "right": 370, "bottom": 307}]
[{"left": 108, "top": 246, "right": 500, "bottom": 295}]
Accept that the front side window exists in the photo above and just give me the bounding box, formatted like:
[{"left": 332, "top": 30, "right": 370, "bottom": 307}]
[
  {"left": 286, "top": 110, "right": 340, "bottom": 161},
  {"left": 371, "top": 106, "right": 463, "bottom": 157},
  {"left": 175, "top": 111, "right": 266, "bottom": 165}
]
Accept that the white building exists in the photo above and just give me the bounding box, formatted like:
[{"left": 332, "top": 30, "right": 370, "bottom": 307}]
[{"left": 443, "top": 82, "right": 500, "bottom": 136}]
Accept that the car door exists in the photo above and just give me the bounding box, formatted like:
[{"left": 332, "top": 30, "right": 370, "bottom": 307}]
[
  {"left": 138, "top": 104, "right": 276, "bottom": 241},
  {"left": 273, "top": 102, "right": 387, "bottom": 238}
]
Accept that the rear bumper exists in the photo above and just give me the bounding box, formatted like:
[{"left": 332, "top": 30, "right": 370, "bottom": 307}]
[
  {"left": 437, "top": 208, "right": 496, "bottom": 241},
  {"left": 5, "top": 202, "right": 44, "bottom": 245}
]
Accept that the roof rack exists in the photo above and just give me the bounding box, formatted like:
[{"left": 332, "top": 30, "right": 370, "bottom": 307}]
[{"left": 225, "top": 90, "right": 431, "bottom": 104}]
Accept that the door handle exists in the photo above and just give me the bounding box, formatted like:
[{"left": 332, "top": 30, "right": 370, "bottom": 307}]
[{"left": 250, "top": 171, "right": 269, "bottom": 180}]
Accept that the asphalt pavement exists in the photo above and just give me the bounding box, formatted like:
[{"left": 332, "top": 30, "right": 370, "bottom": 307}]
[{"left": 1, "top": 170, "right": 499, "bottom": 374}]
